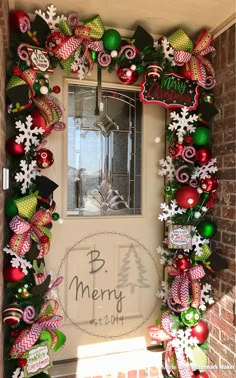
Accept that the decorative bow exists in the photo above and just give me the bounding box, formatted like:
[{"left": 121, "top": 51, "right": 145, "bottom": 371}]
[
  {"left": 148, "top": 312, "right": 194, "bottom": 378},
  {"left": 10, "top": 299, "right": 63, "bottom": 358},
  {"left": 166, "top": 264, "right": 205, "bottom": 310},
  {"left": 168, "top": 29, "right": 215, "bottom": 89},
  {"left": 9, "top": 209, "right": 52, "bottom": 258},
  {"left": 46, "top": 19, "right": 104, "bottom": 74}
]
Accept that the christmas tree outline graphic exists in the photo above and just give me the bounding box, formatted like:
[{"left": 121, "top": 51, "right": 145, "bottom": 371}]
[{"left": 117, "top": 244, "right": 150, "bottom": 293}]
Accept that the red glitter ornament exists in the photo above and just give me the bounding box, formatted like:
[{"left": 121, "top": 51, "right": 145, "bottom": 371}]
[
  {"left": 6, "top": 137, "right": 25, "bottom": 156},
  {"left": 175, "top": 186, "right": 199, "bottom": 208},
  {"left": 195, "top": 148, "right": 212, "bottom": 165},
  {"left": 173, "top": 253, "right": 191, "bottom": 271},
  {"left": 31, "top": 110, "right": 53, "bottom": 136},
  {"left": 180, "top": 63, "right": 192, "bottom": 80},
  {"left": 190, "top": 320, "right": 209, "bottom": 343},
  {"left": 184, "top": 135, "right": 193, "bottom": 144},
  {"left": 17, "top": 358, "right": 28, "bottom": 368},
  {"left": 169, "top": 141, "right": 184, "bottom": 157},
  {"left": 53, "top": 85, "right": 61, "bottom": 94},
  {"left": 117, "top": 67, "right": 139, "bottom": 85},
  {"left": 194, "top": 372, "right": 209, "bottom": 378},
  {"left": 200, "top": 176, "right": 218, "bottom": 193},
  {"left": 40, "top": 235, "right": 50, "bottom": 244},
  {"left": 3, "top": 264, "right": 25, "bottom": 283},
  {"left": 36, "top": 148, "right": 54, "bottom": 169}
]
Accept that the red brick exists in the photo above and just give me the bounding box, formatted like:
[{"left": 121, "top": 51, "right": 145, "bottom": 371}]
[
  {"left": 117, "top": 373, "right": 126, "bottom": 378},
  {"left": 224, "top": 154, "right": 236, "bottom": 168},
  {"left": 128, "top": 371, "right": 137, "bottom": 378},
  {"left": 138, "top": 369, "right": 148, "bottom": 378},
  {"left": 215, "top": 218, "right": 235, "bottom": 233},
  {"left": 228, "top": 24, "right": 236, "bottom": 64},
  {"left": 224, "top": 128, "right": 236, "bottom": 143},
  {"left": 149, "top": 366, "right": 160, "bottom": 377},
  {"left": 222, "top": 232, "right": 236, "bottom": 246},
  {"left": 222, "top": 206, "right": 236, "bottom": 220}
]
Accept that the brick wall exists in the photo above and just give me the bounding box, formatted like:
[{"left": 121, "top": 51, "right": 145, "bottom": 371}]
[
  {"left": 206, "top": 24, "right": 236, "bottom": 378},
  {"left": 0, "top": 0, "right": 9, "bottom": 376}
]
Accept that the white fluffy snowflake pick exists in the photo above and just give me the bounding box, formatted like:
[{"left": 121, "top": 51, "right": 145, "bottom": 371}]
[
  {"left": 4, "top": 246, "right": 32, "bottom": 274},
  {"left": 15, "top": 115, "right": 44, "bottom": 153},
  {"left": 191, "top": 158, "right": 218, "bottom": 180},
  {"left": 35, "top": 4, "right": 67, "bottom": 31},
  {"left": 156, "top": 281, "right": 169, "bottom": 302},
  {"left": 192, "top": 232, "right": 209, "bottom": 257},
  {"left": 158, "top": 200, "right": 186, "bottom": 222},
  {"left": 15, "top": 160, "right": 40, "bottom": 194},
  {"left": 199, "top": 283, "right": 214, "bottom": 311},
  {"left": 159, "top": 156, "right": 175, "bottom": 181},
  {"left": 168, "top": 106, "right": 198, "bottom": 139}
]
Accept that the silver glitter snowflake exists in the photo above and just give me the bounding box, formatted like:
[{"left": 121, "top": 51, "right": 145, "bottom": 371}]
[
  {"left": 15, "top": 115, "right": 44, "bottom": 153},
  {"left": 159, "top": 200, "right": 186, "bottom": 222},
  {"left": 168, "top": 106, "right": 198, "bottom": 139},
  {"left": 159, "top": 156, "right": 175, "bottom": 181},
  {"left": 191, "top": 158, "right": 218, "bottom": 180}
]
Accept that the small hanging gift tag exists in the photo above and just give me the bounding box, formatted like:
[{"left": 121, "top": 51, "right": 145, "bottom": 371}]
[
  {"left": 168, "top": 224, "right": 192, "bottom": 249},
  {"left": 23, "top": 341, "right": 52, "bottom": 377}
]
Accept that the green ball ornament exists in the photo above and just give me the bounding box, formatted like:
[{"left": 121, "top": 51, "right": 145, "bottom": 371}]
[
  {"left": 163, "top": 182, "right": 180, "bottom": 198},
  {"left": 103, "top": 29, "right": 121, "bottom": 51},
  {"left": 52, "top": 212, "right": 60, "bottom": 221},
  {"left": 5, "top": 198, "right": 18, "bottom": 217},
  {"left": 181, "top": 307, "right": 200, "bottom": 327},
  {"left": 91, "top": 51, "right": 97, "bottom": 62},
  {"left": 197, "top": 219, "right": 217, "bottom": 238},
  {"left": 193, "top": 127, "right": 210, "bottom": 146}
]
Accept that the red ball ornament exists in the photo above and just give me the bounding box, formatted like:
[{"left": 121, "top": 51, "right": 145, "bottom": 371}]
[
  {"left": 53, "top": 85, "right": 61, "bottom": 94},
  {"left": 200, "top": 176, "right": 218, "bottom": 193},
  {"left": 31, "top": 110, "right": 53, "bottom": 136},
  {"left": 169, "top": 141, "right": 184, "bottom": 157},
  {"left": 6, "top": 137, "right": 25, "bottom": 156},
  {"left": 173, "top": 253, "right": 191, "bottom": 271},
  {"left": 190, "top": 320, "right": 209, "bottom": 343},
  {"left": 195, "top": 148, "right": 212, "bottom": 165},
  {"left": 3, "top": 264, "right": 25, "bottom": 283},
  {"left": 117, "top": 67, "right": 139, "bottom": 85},
  {"left": 9, "top": 10, "right": 30, "bottom": 33},
  {"left": 175, "top": 186, "right": 200, "bottom": 208},
  {"left": 18, "top": 358, "right": 28, "bottom": 368},
  {"left": 40, "top": 235, "right": 50, "bottom": 244},
  {"left": 194, "top": 372, "right": 209, "bottom": 378},
  {"left": 180, "top": 63, "right": 192, "bottom": 80},
  {"left": 184, "top": 135, "right": 193, "bottom": 144},
  {"left": 36, "top": 148, "right": 54, "bottom": 169},
  {"left": 2, "top": 304, "right": 23, "bottom": 326}
]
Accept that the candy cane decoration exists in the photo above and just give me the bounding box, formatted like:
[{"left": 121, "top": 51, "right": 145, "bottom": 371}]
[
  {"left": 67, "top": 12, "right": 79, "bottom": 26},
  {"left": 98, "top": 51, "right": 111, "bottom": 67},
  {"left": 175, "top": 165, "right": 190, "bottom": 183},
  {"left": 17, "top": 44, "right": 29, "bottom": 61},
  {"left": 118, "top": 45, "right": 136, "bottom": 60},
  {"left": 23, "top": 306, "right": 36, "bottom": 324},
  {"left": 181, "top": 146, "right": 196, "bottom": 164}
]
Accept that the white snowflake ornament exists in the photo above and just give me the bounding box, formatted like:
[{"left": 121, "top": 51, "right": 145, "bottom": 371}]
[
  {"left": 199, "top": 283, "right": 214, "bottom": 311},
  {"left": 160, "top": 37, "right": 176, "bottom": 66},
  {"left": 4, "top": 246, "right": 32, "bottom": 274},
  {"left": 192, "top": 231, "right": 209, "bottom": 257},
  {"left": 12, "top": 368, "right": 24, "bottom": 378},
  {"left": 159, "top": 156, "right": 175, "bottom": 181},
  {"left": 158, "top": 200, "right": 186, "bottom": 222},
  {"left": 156, "top": 281, "right": 169, "bottom": 302},
  {"left": 168, "top": 106, "right": 198, "bottom": 139},
  {"left": 172, "top": 328, "right": 198, "bottom": 357},
  {"left": 156, "top": 246, "right": 173, "bottom": 265},
  {"left": 35, "top": 4, "right": 67, "bottom": 31},
  {"left": 15, "top": 160, "right": 40, "bottom": 194},
  {"left": 191, "top": 158, "right": 218, "bottom": 180},
  {"left": 15, "top": 115, "right": 44, "bottom": 153}
]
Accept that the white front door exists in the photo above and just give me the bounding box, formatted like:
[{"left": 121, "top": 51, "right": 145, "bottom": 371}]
[{"left": 45, "top": 67, "right": 165, "bottom": 362}]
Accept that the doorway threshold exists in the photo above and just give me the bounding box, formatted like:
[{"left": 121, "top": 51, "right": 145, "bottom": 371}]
[{"left": 49, "top": 347, "right": 164, "bottom": 378}]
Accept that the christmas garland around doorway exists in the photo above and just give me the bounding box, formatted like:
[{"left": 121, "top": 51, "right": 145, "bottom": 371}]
[{"left": 3, "top": 3, "right": 223, "bottom": 378}]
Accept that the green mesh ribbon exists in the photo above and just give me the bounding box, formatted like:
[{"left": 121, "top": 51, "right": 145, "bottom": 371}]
[
  {"left": 168, "top": 29, "right": 194, "bottom": 52},
  {"left": 83, "top": 15, "right": 104, "bottom": 39},
  {"left": 58, "top": 20, "right": 73, "bottom": 36},
  {"left": 15, "top": 193, "right": 38, "bottom": 219}
]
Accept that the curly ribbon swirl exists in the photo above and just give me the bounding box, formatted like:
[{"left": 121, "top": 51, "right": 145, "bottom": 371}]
[
  {"left": 166, "top": 264, "right": 205, "bottom": 309},
  {"left": 17, "top": 44, "right": 29, "bottom": 61},
  {"left": 118, "top": 45, "right": 136, "bottom": 59},
  {"left": 175, "top": 165, "right": 189, "bottom": 183},
  {"left": 10, "top": 299, "right": 63, "bottom": 358},
  {"left": 19, "top": 16, "right": 30, "bottom": 33},
  {"left": 190, "top": 178, "right": 198, "bottom": 188},
  {"left": 23, "top": 306, "right": 36, "bottom": 324},
  {"left": 181, "top": 146, "right": 196, "bottom": 164},
  {"left": 98, "top": 51, "right": 112, "bottom": 67},
  {"left": 68, "top": 12, "right": 79, "bottom": 26}
]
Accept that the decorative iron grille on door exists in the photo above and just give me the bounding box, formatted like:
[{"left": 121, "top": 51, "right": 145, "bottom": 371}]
[{"left": 67, "top": 85, "right": 142, "bottom": 216}]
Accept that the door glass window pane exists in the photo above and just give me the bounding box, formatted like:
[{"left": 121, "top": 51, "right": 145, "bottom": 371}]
[{"left": 67, "top": 85, "right": 142, "bottom": 216}]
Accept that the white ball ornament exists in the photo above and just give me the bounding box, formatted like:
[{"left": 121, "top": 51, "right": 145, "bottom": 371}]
[
  {"left": 130, "top": 64, "right": 136, "bottom": 71},
  {"left": 197, "top": 187, "right": 203, "bottom": 194},
  {"left": 110, "top": 50, "right": 118, "bottom": 58},
  {"left": 154, "top": 136, "right": 161, "bottom": 144},
  {"left": 40, "top": 86, "right": 49, "bottom": 95},
  {"left": 126, "top": 69, "right": 132, "bottom": 77},
  {"left": 58, "top": 218, "right": 64, "bottom": 224},
  {"left": 194, "top": 211, "right": 201, "bottom": 219},
  {"left": 202, "top": 206, "right": 208, "bottom": 212}
]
